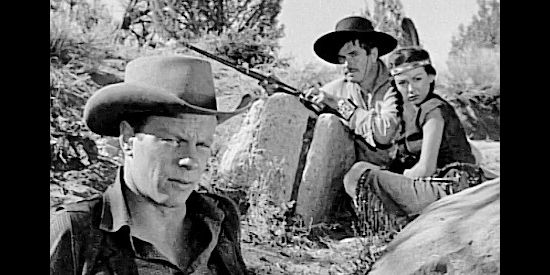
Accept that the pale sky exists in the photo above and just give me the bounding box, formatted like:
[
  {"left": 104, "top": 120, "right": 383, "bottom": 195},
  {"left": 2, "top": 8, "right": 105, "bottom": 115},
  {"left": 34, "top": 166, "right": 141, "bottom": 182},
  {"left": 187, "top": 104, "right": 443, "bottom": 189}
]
[
  {"left": 99, "top": 0, "right": 479, "bottom": 72},
  {"left": 278, "top": 0, "right": 479, "bottom": 72}
]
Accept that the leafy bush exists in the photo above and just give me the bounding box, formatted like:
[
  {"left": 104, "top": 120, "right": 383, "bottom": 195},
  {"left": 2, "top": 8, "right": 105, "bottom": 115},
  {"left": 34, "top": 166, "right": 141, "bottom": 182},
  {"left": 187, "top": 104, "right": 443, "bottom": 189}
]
[
  {"left": 50, "top": 0, "right": 118, "bottom": 67},
  {"left": 450, "top": 0, "right": 500, "bottom": 56},
  {"left": 443, "top": 46, "right": 500, "bottom": 89},
  {"left": 445, "top": 0, "right": 500, "bottom": 89},
  {"left": 200, "top": 27, "right": 289, "bottom": 69}
]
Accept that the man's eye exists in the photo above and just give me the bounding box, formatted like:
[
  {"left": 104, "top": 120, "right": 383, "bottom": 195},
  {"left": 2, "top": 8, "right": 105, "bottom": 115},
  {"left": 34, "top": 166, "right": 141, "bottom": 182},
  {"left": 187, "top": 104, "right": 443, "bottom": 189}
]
[
  {"left": 160, "top": 138, "right": 179, "bottom": 146},
  {"left": 197, "top": 143, "right": 211, "bottom": 149}
]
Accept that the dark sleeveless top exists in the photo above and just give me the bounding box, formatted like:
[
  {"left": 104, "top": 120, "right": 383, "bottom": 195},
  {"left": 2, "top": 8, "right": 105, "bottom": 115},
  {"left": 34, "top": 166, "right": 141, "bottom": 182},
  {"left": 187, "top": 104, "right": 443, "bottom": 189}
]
[{"left": 391, "top": 92, "right": 475, "bottom": 173}]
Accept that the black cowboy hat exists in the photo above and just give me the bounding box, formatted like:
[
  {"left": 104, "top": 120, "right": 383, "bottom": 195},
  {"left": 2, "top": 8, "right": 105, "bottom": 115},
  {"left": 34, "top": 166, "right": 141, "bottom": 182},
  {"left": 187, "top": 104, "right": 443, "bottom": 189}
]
[
  {"left": 314, "top": 16, "right": 398, "bottom": 64},
  {"left": 83, "top": 55, "right": 256, "bottom": 137}
]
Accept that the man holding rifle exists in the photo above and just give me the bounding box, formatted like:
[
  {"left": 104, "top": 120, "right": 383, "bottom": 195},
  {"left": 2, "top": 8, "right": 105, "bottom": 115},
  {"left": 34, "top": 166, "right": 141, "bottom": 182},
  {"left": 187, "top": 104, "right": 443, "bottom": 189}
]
[
  {"left": 260, "top": 16, "right": 403, "bottom": 227},
  {"left": 305, "top": 16, "right": 402, "bottom": 168}
]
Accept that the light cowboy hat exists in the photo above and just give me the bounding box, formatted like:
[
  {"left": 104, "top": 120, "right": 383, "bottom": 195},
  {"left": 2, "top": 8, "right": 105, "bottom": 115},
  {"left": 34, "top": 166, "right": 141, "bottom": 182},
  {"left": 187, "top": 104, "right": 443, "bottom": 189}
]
[
  {"left": 314, "top": 16, "right": 398, "bottom": 64},
  {"left": 83, "top": 55, "right": 256, "bottom": 137}
]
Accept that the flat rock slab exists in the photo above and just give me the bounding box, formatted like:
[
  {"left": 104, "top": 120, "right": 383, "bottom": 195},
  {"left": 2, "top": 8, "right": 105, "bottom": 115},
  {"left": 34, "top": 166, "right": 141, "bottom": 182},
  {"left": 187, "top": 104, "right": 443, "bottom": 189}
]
[
  {"left": 370, "top": 178, "right": 500, "bottom": 275},
  {"left": 219, "top": 93, "right": 316, "bottom": 204},
  {"left": 220, "top": 94, "right": 358, "bottom": 223},
  {"left": 295, "top": 114, "right": 356, "bottom": 224}
]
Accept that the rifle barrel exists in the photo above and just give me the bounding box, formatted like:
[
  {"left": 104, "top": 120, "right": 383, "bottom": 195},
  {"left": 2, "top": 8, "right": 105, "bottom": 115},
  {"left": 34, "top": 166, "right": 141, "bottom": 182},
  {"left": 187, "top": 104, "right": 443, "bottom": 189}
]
[{"left": 180, "top": 41, "right": 300, "bottom": 95}]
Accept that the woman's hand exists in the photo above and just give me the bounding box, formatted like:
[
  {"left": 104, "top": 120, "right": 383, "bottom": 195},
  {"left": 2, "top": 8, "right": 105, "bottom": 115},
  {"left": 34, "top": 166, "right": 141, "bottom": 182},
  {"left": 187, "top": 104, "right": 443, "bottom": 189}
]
[{"left": 403, "top": 166, "right": 429, "bottom": 178}]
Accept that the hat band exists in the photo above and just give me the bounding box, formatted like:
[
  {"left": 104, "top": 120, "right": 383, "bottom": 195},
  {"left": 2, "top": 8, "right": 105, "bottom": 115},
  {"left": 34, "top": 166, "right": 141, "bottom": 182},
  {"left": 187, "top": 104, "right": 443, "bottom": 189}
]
[{"left": 390, "top": 59, "right": 431, "bottom": 76}]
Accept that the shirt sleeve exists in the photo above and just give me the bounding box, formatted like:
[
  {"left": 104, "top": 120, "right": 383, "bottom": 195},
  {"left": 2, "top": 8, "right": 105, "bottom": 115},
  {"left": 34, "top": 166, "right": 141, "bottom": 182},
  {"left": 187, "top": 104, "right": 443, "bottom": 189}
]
[{"left": 348, "top": 88, "right": 401, "bottom": 147}]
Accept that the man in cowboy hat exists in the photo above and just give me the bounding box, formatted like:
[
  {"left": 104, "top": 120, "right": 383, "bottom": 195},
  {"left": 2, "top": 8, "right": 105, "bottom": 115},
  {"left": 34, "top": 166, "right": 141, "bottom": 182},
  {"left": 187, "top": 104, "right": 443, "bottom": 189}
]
[
  {"left": 50, "top": 55, "right": 253, "bottom": 274},
  {"left": 306, "top": 16, "right": 402, "bottom": 169}
]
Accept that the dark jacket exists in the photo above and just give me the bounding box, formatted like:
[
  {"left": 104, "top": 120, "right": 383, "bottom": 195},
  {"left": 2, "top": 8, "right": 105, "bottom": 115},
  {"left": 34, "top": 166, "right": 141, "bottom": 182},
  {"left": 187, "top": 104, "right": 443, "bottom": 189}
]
[{"left": 50, "top": 169, "right": 247, "bottom": 275}]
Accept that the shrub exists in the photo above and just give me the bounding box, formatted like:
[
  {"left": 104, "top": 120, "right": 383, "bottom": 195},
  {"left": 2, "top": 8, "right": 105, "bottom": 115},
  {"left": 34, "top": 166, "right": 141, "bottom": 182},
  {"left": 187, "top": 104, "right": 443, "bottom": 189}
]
[
  {"left": 50, "top": 0, "right": 125, "bottom": 207},
  {"left": 443, "top": 45, "right": 500, "bottom": 89},
  {"left": 50, "top": 0, "right": 118, "bottom": 67}
]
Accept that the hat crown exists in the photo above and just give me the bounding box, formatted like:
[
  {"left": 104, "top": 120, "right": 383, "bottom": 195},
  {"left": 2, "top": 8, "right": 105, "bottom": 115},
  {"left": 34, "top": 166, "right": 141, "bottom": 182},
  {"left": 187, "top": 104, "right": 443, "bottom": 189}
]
[
  {"left": 335, "top": 16, "right": 375, "bottom": 32},
  {"left": 125, "top": 55, "right": 217, "bottom": 110}
]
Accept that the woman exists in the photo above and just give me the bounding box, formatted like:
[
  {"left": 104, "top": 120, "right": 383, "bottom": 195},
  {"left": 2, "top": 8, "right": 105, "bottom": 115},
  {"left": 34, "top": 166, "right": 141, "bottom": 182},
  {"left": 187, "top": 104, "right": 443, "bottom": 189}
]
[
  {"left": 389, "top": 47, "right": 476, "bottom": 177},
  {"left": 343, "top": 46, "right": 486, "bottom": 220}
]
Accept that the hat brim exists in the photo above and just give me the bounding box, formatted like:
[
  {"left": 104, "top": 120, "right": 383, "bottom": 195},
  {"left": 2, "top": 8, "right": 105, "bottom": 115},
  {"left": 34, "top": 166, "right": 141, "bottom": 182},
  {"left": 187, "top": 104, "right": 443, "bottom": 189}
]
[
  {"left": 84, "top": 83, "right": 255, "bottom": 136},
  {"left": 314, "top": 30, "right": 397, "bottom": 64}
]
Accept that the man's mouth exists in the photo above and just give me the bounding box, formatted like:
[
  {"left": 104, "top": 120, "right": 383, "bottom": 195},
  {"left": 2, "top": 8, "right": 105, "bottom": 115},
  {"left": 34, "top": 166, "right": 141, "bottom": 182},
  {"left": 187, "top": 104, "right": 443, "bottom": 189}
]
[{"left": 168, "top": 178, "right": 195, "bottom": 186}]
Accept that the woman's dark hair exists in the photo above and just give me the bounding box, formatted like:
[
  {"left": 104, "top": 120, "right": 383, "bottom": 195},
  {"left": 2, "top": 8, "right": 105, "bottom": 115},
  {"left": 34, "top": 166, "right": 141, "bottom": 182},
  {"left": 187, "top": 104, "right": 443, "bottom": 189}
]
[
  {"left": 388, "top": 46, "right": 437, "bottom": 76},
  {"left": 388, "top": 46, "right": 437, "bottom": 92}
]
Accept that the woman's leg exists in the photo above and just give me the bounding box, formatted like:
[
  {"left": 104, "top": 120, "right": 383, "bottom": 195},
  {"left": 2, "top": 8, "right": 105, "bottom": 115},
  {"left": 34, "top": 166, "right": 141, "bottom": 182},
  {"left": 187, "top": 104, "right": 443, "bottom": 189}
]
[
  {"left": 345, "top": 162, "right": 448, "bottom": 217},
  {"left": 343, "top": 161, "right": 380, "bottom": 197}
]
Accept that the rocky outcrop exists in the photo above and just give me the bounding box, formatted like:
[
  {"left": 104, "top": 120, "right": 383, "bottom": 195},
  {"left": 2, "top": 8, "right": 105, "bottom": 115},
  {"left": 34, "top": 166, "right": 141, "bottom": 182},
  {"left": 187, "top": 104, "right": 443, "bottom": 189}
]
[
  {"left": 370, "top": 178, "right": 500, "bottom": 275},
  {"left": 295, "top": 114, "right": 356, "bottom": 224},
  {"left": 218, "top": 94, "right": 357, "bottom": 223},
  {"left": 218, "top": 93, "right": 318, "bottom": 205},
  {"left": 438, "top": 86, "right": 500, "bottom": 141}
]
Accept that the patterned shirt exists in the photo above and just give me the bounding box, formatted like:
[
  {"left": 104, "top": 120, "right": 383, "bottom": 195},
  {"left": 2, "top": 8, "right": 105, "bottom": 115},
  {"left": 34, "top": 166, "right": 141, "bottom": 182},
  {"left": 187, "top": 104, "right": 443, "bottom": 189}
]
[{"left": 322, "top": 59, "right": 402, "bottom": 166}]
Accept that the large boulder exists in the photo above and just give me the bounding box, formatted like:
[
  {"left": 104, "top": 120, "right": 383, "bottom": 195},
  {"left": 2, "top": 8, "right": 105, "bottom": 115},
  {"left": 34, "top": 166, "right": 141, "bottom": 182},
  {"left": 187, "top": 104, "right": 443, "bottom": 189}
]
[
  {"left": 438, "top": 87, "right": 500, "bottom": 141},
  {"left": 219, "top": 94, "right": 357, "bottom": 223},
  {"left": 218, "top": 93, "right": 317, "bottom": 204},
  {"left": 370, "top": 178, "right": 500, "bottom": 275},
  {"left": 295, "top": 114, "right": 356, "bottom": 224}
]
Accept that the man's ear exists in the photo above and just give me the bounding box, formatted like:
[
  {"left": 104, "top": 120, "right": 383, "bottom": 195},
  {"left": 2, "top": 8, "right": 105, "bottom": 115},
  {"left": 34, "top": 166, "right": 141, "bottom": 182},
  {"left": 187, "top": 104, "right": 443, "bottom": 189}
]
[
  {"left": 428, "top": 74, "right": 436, "bottom": 83},
  {"left": 370, "top": 47, "right": 379, "bottom": 60},
  {"left": 119, "top": 121, "right": 135, "bottom": 157}
]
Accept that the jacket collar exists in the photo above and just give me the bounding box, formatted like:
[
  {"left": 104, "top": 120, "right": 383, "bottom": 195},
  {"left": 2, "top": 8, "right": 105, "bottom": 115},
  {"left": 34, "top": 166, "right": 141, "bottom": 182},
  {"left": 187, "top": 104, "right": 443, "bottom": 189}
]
[
  {"left": 98, "top": 167, "right": 226, "bottom": 272},
  {"left": 99, "top": 167, "right": 225, "bottom": 233},
  {"left": 99, "top": 167, "right": 130, "bottom": 232},
  {"left": 366, "top": 59, "right": 391, "bottom": 96}
]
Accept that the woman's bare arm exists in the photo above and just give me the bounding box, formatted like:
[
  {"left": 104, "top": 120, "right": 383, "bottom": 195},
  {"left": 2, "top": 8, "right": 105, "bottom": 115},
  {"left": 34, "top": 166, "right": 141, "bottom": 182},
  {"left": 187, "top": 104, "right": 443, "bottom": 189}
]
[{"left": 404, "top": 109, "right": 444, "bottom": 178}]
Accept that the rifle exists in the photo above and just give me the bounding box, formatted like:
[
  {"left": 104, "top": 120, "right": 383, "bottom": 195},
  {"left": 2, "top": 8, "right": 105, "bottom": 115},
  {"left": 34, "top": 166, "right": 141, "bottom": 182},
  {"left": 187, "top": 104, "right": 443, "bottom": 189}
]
[
  {"left": 180, "top": 41, "right": 330, "bottom": 113},
  {"left": 179, "top": 41, "right": 329, "bottom": 115}
]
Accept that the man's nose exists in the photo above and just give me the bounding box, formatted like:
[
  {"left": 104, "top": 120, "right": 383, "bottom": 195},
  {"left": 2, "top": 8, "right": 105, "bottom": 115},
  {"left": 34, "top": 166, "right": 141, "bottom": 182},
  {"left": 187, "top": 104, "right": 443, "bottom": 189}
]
[
  {"left": 177, "top": 142, "right": 200, "bottom": 170},
  {"left": 178, "top": 157, "right": 199, "bottom": 170}
]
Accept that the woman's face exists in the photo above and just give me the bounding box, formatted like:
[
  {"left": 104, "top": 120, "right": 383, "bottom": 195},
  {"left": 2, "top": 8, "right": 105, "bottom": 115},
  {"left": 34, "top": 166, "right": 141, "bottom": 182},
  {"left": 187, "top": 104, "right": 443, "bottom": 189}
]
[{"left": 393, "top": 67, "right": 435, "bottom": 105}]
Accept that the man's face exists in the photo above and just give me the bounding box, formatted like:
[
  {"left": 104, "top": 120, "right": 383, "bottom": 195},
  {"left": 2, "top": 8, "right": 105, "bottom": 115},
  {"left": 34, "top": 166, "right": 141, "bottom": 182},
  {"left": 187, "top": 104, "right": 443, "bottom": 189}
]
[
  {"left": 337, "top": 39, "right": 377, "bottom": 83},
  {"left": 393, "top": 67, "right": 435, "bottom": 105},
  {"left": 122, "top": 114, "right": 216, "bottom": 207}
]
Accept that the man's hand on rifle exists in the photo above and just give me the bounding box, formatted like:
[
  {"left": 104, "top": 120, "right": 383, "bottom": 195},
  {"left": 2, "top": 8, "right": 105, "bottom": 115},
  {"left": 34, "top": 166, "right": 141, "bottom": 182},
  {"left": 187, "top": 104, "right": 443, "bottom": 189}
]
[
  {"left": 259, "top": 75, "right": 333, "bottom": 115},
  {"left": 302, "top": 84, "right": 339, "bottom": 110}
]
